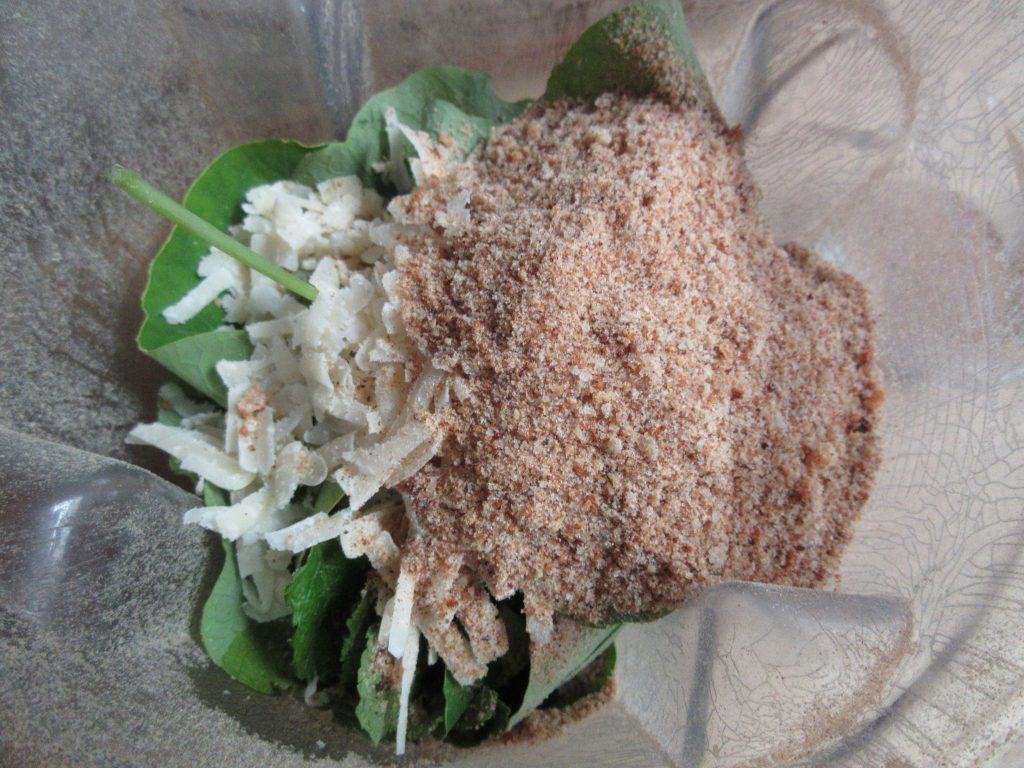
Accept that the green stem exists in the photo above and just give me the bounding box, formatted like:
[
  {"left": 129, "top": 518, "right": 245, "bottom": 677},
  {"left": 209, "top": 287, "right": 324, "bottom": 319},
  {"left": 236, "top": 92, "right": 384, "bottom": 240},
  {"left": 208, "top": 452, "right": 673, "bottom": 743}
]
[{"left": 112, "top": 165, "right": 318, "bottom": 302}]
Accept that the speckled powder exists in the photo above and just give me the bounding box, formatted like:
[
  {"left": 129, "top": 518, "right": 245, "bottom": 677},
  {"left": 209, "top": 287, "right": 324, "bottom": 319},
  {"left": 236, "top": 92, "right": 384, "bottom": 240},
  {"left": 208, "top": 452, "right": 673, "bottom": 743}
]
[{"left": 393, "top": 91, "right": 881, "bottom": 629}]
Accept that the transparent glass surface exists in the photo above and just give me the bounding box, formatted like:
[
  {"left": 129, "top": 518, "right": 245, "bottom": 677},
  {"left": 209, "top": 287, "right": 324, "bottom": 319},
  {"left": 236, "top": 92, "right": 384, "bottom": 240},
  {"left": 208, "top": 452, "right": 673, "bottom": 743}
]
[{"left": 1, "top": 1, "right": 1022, "bottom": 766}]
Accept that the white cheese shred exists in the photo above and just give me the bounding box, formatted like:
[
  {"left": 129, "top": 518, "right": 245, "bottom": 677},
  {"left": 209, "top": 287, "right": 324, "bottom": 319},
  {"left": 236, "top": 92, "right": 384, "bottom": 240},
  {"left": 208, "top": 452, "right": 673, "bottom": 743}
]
[
  {"left": 388, "top": 565, "right": 416, "bottom": 658},
  {"left": 263, "top": 509, "right": 354, "bottom": 553},
  {"left": 127, "top": 423, "right": 254, "bottom": 490},
  {"left": 395, "top": 625, "right": 420, "bottom": 756},
  {"left": 162, "top": 268, "right": 239, "bottom": 325}
]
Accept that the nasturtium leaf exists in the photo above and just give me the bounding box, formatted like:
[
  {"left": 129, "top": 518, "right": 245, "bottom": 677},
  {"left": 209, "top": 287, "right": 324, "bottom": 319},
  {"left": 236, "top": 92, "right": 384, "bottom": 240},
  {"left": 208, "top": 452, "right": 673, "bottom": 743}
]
[
  {"left": 508, "top": 620, "right": 621, "bottom": 728},
  {"left": 544, "top": 0, "right": 705, "bottom": 103},
  {"left": 147, "top": 329, "right": 252, "bottom": 406},
  {"left": 446, "top": 689, "right": 509, "bottom": 748},
  {"left": 355, "top": 625, "right": 401, "bottom": 744},
  {"left": 293, "top": 66, "right": 529, "bottom": 193},
  {"left": 220, "top": 619, "right": 296, "bottom": 695},
  {"left": 156, "top": 406, "right": 181, "bottom": 427},
  {"left": 286, "top": 540, "right": 368, "bottom": 681},
  {"left": 313, "top": 480, "right": 347, "bottom": 515},
  {"left": 339, "top": 590, "right": 376, "bottom": 689},
  {"left": 540, "top": 643, "right": 617, "bottom": 710},
  {"left": 442, "top": 670, "right": 476, "bottom": 735},
  {"left": 353, "top": 628, "right": 444, "bottom": 745},
  {"left": 423, "top": 99, "right": 499, "bottom": 159},
  {"left": 199, "top": 540, "right": 296, "bottom": 694},
  {"left": 453, "top": 685, "right": 498, "bottom": 732},
  {"left": 202, "top": 481, "right": 228, "bottom": 508},
  {"left": 489, "top": 700, "right": 512, "bottom": 737}
]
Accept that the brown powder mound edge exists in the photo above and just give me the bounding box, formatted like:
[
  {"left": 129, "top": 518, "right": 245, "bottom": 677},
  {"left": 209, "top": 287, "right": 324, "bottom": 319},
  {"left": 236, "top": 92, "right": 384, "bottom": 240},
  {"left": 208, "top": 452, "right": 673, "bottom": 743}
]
[{"left": 393, "top": 91, "right": 882, "bottom": 628}]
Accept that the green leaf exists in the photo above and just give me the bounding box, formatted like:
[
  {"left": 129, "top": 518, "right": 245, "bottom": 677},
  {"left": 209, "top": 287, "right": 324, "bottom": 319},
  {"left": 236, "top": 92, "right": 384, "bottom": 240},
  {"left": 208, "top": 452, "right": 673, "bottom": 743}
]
[
  {"left": 453, "top": 686, "right": 498, "bottom": 732},
  {"left": 156, "top": 405, "right": 181, "bottom": 427},
  {"left": 220, "top": 619, "right": 296, "bottom": 695},
  {"left": 540, "top": 644, "right": 617, "bottom": 710},
  {"left": 294, "top": 66, "right": 529, "bottom": 193},
  {"left": 422, "top": 99, "right": 499, "bottom": 159},
  {"left": 137, "top": 140, "right": 322, "bottom": 353},
  {"left": 508, "top": 620, "right": 621, "bottom": 728},
  {"left": 352, "top": 629, "right": 445, "bottom": 745},
  {"left": 200, "top": 540, "right": 296, "bottom": 694},
  {"left": 313, "top": 480, "right": 347, "bottom": 515},
  {"left": 339, "top": 590, "right": 376, "bottom": 689},
  {"left": 148, "top": 329, "right": 252, "bottom": 407},
  {"left": 355, "top": 625, "right": 402, "bottom": 744},
  {"left": 115, "top": 166, "right": 317, "bottom": 303},
  {"left": 199, "top": 541, "right": 250, "bottom": 665},
  {"left": 436, "top": 601, "right": 540, "bottom": 744},
  {"left": 202, "top": 481, "right": 228, "bottom": 508},
  {"left": 544, "top": 0, "right": 705, "bottom": 103},
  {"left": 446, "top": 687, "right": 510, "bottom": 748},
  {"left": 286, "top": 540, "right": 368, "bottom": 681},
  {"left": 442, "top": 670, "right": 476, "bottom": 735}
]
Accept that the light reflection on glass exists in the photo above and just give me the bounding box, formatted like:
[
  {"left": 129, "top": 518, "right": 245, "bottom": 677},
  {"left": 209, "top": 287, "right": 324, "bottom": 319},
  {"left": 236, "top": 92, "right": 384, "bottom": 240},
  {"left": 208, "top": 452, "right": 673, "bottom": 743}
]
[{"left": 46, "top": 496, "right": 82, "bottom": 564}]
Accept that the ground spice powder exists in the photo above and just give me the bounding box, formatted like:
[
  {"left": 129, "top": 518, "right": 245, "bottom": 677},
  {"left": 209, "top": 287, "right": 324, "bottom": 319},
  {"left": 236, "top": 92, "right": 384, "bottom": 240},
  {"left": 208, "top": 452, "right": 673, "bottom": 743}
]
[{"left": 395, "top": 92, "right": 882, "bottom": 628}]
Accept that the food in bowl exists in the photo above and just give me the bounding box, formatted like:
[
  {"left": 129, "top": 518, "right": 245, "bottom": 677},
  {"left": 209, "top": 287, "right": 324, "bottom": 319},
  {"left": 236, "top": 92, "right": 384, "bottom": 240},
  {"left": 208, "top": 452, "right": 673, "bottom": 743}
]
[{"left": 119, "top": 0, "right": 881, "bottom": 752}]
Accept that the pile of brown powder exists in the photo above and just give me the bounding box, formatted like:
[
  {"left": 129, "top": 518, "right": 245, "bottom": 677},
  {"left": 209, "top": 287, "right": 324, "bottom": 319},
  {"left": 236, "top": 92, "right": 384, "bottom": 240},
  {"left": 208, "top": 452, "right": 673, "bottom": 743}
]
[{"left": 394, "top": 91, "right": 882, "bottom": 628}]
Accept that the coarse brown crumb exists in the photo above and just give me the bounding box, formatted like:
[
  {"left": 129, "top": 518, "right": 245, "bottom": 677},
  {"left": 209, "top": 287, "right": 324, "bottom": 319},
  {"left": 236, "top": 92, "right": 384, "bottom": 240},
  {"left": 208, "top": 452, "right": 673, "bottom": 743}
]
[
  {"left": 236, "top": 383, "right": 269, "bottom": 420},
  {"left": 394, "top": 91, "right": 882, "bottom": 627}
]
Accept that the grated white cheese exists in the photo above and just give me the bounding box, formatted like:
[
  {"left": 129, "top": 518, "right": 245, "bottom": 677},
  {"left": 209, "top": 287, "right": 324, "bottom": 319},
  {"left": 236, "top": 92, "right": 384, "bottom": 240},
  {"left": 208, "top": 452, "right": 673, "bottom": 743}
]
[
  {"left": 135, "top": 160, "right": 503, "bottom": 755},
  {"left": 264, "top": 508, "right": 354, "bottom": 553},
  {"left": 127, "top": 422, "right": 254, "bottom": 491},
  {"left": 183, "top": 486, "right": 275, "bottom": 540},
  {"left": 236, "top": 535, "right": 292, "bottom": 621},
  {"left": 378, "top": 597, "right": 395, "bottom": 648},
  {"left": 388, "top": 564, "right": 416, "bottom": 659},
  {"left": 303, "top": 677, "right": 321, "bottom": 707},
  {"left": 162, "top": 269, "right": 237, "bottom": 325},
  {"left": 395, "top": 625, "right": 420, "bottom": 756}
]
